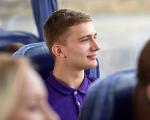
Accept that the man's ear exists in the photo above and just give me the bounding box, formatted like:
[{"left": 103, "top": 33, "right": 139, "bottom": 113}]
[
  {"left": 146, "top": 85, "right": 150, "bottom": 101},
  {"left": 51, "top": 44, "right": 66, "bottom": 58}
]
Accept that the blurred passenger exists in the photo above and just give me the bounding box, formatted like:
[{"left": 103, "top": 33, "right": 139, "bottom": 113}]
[
  {"left": 3, "top": 42, "right": 24, "bottom": 54},
  {"left": 0, "top": 53, "right": 59, "bottom": 120},
  {"left": 134, "top": 40, "right": 150, "bottom": 120},
  {"left": 44, "top": 9, "right": 100, "bottom": 120}
]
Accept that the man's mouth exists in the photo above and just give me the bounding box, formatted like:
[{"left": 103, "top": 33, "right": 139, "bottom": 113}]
[{"left": 87, "top": 54, "right": 97, "bottom": 60}]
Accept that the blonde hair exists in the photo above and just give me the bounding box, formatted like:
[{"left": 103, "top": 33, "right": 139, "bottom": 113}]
[{"left": 0, "top": 53, "right": 31, "bottom": 120}]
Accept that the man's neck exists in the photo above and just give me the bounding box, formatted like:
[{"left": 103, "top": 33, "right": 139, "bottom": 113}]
[{"left": 53, "top": 65, "right": 85, "bottom": 89}]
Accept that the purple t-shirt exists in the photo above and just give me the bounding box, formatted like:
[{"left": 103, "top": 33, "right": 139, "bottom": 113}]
[{"left": 44, "top": 72, "right": 94, "bottom": 120}]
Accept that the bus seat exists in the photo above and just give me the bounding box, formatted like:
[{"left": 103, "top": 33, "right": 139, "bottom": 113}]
[
  {"left": 0, "top": 30, "right": 38, "bottom": 51},
  {"left": 80, "top": 69, "right": 137, "bottom": 120},
  {"left": 12, "top": 42, "right": 100, "bottom": 80},
  {"left": 31, "top": 0, "right": 57, "bottom": 42}
]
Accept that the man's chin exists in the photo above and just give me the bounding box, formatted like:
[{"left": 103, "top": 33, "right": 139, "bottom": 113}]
[
  {"left": 90, "top": 60, "right": 98, "bottom": 67},
  {"left": 90, "top": 64, "right": 97, "bottom": 68},
  {"left": 85, "top": 62, "right": 97, "bottom": 69}
]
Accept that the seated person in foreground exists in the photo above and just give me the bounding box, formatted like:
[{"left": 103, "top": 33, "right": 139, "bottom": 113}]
[
  {"left": 43, "top": 9, "right": 100, "bottom": 120},
  {"left": 0, "top": 53, "right": 59, "bottom": 120}
]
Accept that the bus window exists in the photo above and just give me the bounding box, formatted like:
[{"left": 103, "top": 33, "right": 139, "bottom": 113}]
[{"left": 0, "top": 0, "right": 37, "bottom": 35}]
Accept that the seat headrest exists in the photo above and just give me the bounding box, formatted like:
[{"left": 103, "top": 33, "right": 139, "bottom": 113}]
[
  {"left": 0, "top": 30, "right": 38, "bottom": 51},
  {"left": 80, "top": 69, "right": 137, "bottom": 120},
  {"left": 112, "top": 69, "right": 137, "bottom": 120}
]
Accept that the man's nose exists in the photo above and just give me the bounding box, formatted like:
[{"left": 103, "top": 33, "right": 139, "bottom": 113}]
[{"left": 91, "top": 40, "right": 100, "bottom": 51}]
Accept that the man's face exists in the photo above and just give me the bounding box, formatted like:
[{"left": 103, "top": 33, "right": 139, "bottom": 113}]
[{"left": 62, "top": 22, "right": 100, "bottom": 70}]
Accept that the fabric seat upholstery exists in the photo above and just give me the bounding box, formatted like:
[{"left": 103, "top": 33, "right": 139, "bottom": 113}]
[
  {"left": 80, "top": 69, "right": 137, "bottom": 120},
  {"left": 0, "top": 30, "right": 38, "bottom": 51}
]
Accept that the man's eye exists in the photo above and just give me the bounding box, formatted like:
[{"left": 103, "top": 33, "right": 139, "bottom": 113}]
[{"left": 81, "top": 39, "right": 89, "bottom": 42}]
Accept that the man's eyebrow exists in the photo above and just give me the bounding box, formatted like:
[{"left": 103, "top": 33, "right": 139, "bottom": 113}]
[{"left": 79, "top": 33, "right": 97, "bottom": 40}]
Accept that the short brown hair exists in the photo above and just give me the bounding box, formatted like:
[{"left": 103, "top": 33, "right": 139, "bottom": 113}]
[
  {"left": 137, "top": 40, "right": 150, "bottom": 86},
  {"left": 44, "top": 9, "right": 92, "bottom": 53}
]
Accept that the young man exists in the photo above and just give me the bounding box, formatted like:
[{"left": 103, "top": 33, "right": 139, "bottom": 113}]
[{"left": 44, "top": 9, "right": 100, "bottom": 120}]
